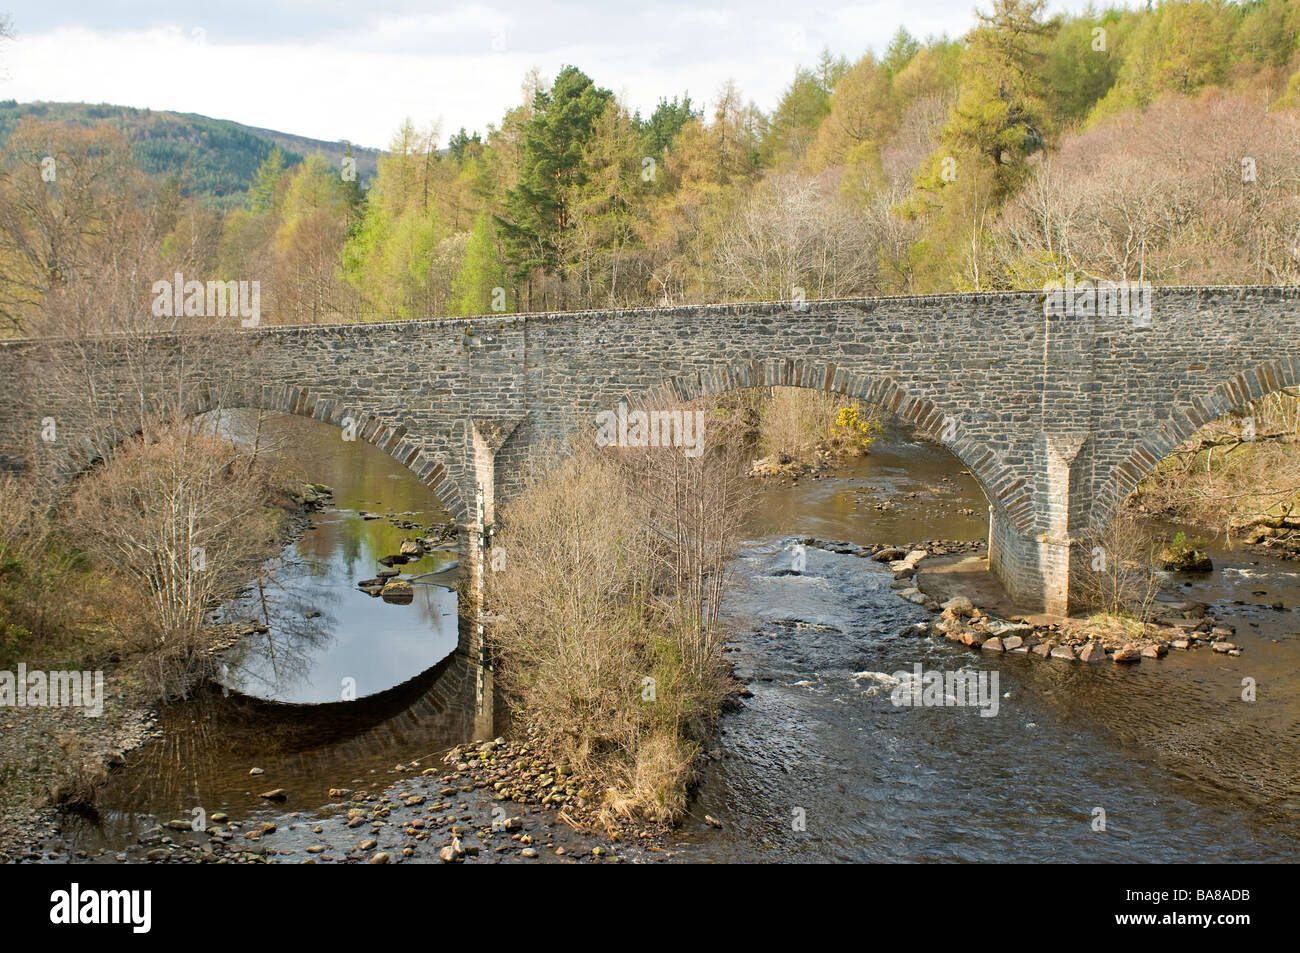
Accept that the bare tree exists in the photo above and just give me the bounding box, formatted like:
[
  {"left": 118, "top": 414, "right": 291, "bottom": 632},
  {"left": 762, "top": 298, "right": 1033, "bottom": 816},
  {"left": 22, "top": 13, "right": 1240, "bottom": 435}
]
[
  {"left": 995, "top": 91, "right": 1300, "bottom": 286},
  {"left": 483, "top": 413, "right": 748, "bottom": 821},
  {"left": 1073, "top": 511, "right": 1162, "bottom": 619},
  {"left": 713, "top": 171, "right": 882, "bottom": 300},
  {"left": 0, "top": 121, "right": 144, "bottom": 336},
  {"left": 66, "top": 415, "right": 283, "bottom": 696}
]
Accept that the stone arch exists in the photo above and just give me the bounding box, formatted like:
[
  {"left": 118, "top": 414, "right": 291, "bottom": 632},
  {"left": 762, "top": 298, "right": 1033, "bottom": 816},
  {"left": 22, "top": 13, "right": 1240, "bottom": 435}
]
[
  {"left": 1093, "top": 357, "right": 1300, "bottom": 529},
  {"left": 59, "top": 380, "right": 469, "bottom": 523},
  {"left": 624, "top": 356, "right": 1036, "bottom": 534}
]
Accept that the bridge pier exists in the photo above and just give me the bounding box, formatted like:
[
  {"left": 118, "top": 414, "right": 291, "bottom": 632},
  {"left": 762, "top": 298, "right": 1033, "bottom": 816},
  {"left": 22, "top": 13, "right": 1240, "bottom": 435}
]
[
  {"left": 989, "top": 515, "right": 1079, "bottom": 616},
  {"left": 457, "top": 417, "right": 524, "bottom": 727},
  {"left": 987, "top": 434, "right": 1089, "bottom": 616}
]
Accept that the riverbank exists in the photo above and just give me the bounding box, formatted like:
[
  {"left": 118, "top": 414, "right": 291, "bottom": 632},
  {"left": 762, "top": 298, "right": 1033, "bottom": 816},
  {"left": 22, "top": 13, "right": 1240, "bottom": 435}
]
[
  {"left": 0, "top": 676, "right": 159, "bottom": 862},
  {"left": 1133, "top": 424, "right": 1300, "bottom": 558},
  {"left": 0, "top": 485, "right": 330, "bottom": 862}
]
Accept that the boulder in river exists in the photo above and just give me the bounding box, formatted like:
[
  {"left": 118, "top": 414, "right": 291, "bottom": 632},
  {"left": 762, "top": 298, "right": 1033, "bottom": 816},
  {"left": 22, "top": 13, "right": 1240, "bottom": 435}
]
[
  {"left": 1112, "top": 644, "right": 1143, "bottom": 663},
  {"left": 399, "top": 539, "right": 423, "bottom": 557},
  {"left": 889, "top": 550, "right": 928, "bottom": 574},
  {"left": 381, "top": 579, "right": 414, "bottom": 604},
  {"left": 1078, "top": 642, "right": 1107, "bottom": 663},
  {"left": 1157, "top": 546, "right": 1213, "bottom": 572}
]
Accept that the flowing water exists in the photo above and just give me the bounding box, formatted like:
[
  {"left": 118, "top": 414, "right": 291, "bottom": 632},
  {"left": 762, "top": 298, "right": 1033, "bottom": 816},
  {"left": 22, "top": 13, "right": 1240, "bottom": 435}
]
[
  {"left": 673, "top": 436, "right": 1300, "bottom": 862},
  {"left": 42, "top": 417, "right": 1300, "bottom": 862}
]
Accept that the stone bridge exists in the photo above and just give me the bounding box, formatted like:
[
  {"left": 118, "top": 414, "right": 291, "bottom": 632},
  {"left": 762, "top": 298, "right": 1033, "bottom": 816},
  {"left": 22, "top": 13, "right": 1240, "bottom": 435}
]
[{"left": 2, "top": 286, "right": 1298, "bottom": 615}]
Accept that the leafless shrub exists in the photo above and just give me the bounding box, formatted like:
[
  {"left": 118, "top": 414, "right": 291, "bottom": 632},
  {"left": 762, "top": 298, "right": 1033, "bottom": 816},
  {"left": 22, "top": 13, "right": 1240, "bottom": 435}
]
[
  {"left": 64, "top": 414, "right": 285, "bottom": 697},
  {"left": 483, "top": 410, "right": 748, "bottom": 821},
  {"left": 1073, "top": 511, "right": 1162, "bottom": 618}
]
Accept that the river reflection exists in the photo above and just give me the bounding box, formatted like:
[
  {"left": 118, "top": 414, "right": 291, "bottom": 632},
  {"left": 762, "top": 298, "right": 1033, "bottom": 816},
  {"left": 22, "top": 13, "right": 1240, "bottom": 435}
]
[
  {"left": 38, "top": 411, "right": 493, "bottom": 851},
  {"left": 204, "top": 410, "right": 461, "bottom": 703}
]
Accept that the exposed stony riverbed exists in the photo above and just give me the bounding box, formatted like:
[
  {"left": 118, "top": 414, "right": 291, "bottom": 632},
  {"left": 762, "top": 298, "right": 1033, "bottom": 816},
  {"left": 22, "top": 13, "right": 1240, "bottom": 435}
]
[
  {"left": 20, "top": 737, "right": 667, "bottom": 864},
  {"left": 798, "top": 537, "right": 1250, "bottom": 664},
  {"left": 0, "top": 681, "right": 159, "bottom": 863}
]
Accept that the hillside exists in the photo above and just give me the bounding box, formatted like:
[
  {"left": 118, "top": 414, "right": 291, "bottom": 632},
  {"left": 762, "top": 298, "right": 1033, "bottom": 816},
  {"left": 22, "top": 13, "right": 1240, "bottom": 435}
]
[{"left": 0, "top": 101, "right": 380, "bottom": 207}]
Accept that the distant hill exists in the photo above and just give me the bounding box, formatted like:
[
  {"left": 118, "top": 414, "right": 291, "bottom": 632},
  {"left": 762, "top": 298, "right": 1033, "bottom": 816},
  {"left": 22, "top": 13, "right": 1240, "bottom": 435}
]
[{"left": 0, "top": 101, "right": 381, "bottom": 208}]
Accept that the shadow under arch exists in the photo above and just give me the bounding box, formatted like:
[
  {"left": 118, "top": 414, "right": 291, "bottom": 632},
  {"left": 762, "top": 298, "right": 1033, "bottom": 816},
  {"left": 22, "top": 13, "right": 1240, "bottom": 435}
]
[
  {"left": 628, "top": 358, "right": 1028, "bottom": 532},
  {"left": 1092, "top": 358, "right": 1300, "bottom": 530},
  {"left": 61, "top": 380, "right": 470, "bottom": 524}
]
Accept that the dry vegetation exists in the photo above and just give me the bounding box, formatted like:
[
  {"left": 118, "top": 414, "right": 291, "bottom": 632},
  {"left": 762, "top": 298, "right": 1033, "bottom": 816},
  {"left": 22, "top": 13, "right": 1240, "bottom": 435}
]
[
  {"left": 994, "top": 92, "right": 1300, "bottom": 287},
  {"left": 65, "top": 415, "right": 291, "bottom": 696},
  {"left": 732, "top": 386, "right": 882, "bottom": 476},
  {"left": 0, "top": 413, "right": 296, "bottom": 695},
  {"left": 1072, "top": 510, "right": 1163, "bottom": 619},
  {"left": 1134, "top": 390, "right": 1300, "bottom": 537},
  {"left": 483, "top": 410, "right": 750, "bottom": 822}
]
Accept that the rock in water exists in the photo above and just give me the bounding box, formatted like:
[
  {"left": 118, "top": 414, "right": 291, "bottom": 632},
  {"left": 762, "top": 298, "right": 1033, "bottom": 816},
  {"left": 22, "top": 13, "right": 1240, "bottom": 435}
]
[
  {"left": 381, "top": 579, "right": 414, "bottom": 604},
  {"left": 1112, "top": 644, "right": 1142, "bottom": 663},
  {"left": 1157, "top": 547, "right": 1213, "bottom": 572},
  {"left": 1078, "top": 642, "right": 1107, "bottom": 663}
]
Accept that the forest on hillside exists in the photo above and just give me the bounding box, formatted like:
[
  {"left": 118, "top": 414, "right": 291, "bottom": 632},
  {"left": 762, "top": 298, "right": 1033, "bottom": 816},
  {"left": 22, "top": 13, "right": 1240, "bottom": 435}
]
[{"left": 4, "top": 0, "right": 1300, "bottom": 334}]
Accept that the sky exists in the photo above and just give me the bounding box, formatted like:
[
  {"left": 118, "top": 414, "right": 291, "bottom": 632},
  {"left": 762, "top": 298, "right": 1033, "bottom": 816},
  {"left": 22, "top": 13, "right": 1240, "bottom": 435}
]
[{"left": 0, "top": 1, "right": 1109, "bottom": 150}]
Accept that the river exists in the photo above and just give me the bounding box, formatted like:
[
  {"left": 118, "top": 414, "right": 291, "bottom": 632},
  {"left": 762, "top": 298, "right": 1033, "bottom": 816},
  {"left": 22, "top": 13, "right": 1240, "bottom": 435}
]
[{"left": 39, "top": 411, "right": 1300, "bottom": 862}]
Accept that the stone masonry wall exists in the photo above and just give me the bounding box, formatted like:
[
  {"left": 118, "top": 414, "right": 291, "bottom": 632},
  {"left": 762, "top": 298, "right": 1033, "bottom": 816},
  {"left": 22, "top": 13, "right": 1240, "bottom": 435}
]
[{"left": 3, "top": 286, "right": 1299, "bottom": 611}]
